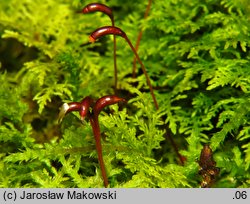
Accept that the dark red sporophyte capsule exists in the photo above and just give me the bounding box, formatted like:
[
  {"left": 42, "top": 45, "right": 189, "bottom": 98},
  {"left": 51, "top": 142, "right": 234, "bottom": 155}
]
[
  {"left": 58, "top": 96, "right": 94, "bottom": 122},
  {"left": 82, "top": 3, "right": 113, "bottom": 19},
  {"left": 89, "top": 26, "right": 126, "bottom": 43},
  {"left": 94, "top": 95, "right": 126, "bottom": 116},
  {"left": 58, "top": 102, "right": 81, "bottom": 123},
  {"left": 79, "top": 96, "right": 93, "bottom": 120}
]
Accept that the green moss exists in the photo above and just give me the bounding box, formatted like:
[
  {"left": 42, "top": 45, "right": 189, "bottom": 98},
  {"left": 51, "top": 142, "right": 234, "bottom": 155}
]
[{"left": 0, "top": 0, "right": 250, "bottom": 187}]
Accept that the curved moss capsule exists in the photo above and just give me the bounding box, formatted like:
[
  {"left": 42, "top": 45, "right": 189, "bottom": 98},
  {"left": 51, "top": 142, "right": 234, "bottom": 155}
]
[
  {"left": 79, "top": 96, "right": 93, "bottom": 120},
  {"left": 94, "top": 95, "right": 125, "bottom": 116},
  {"left": 82, "top": 3, "right": 113, "bottom": 19},
  {"left": 58, "top": 102, "right": 81, "bottom": 123},
  {"left": 89, "top": 26, "right": 126, "bottom": 42}
]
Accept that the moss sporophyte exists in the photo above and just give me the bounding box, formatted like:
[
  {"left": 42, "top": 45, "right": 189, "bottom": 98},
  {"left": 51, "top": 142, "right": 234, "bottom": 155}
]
[
  {"left": 59, "top": 2, "right": 185, "bottom": 187},
  {"left": 59, "top": 95, "right": 126, "bottom": 187},
  {"left": 82, "top": 3, "right": 118, "bottom": 93},
  {"left": 88, "top": 25, "right": 159, "bottom": 110},
  {"left": 83, "top": 3, "right": 185, "bottom": 165},
  {"left": 60, "top": 2, "right": 179, "bottom": 188}
]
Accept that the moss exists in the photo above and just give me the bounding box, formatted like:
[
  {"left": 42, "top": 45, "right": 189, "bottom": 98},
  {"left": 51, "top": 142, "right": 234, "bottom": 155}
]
[{"left": 0, "top": 0, "right": 250, "bottom": 187}]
